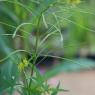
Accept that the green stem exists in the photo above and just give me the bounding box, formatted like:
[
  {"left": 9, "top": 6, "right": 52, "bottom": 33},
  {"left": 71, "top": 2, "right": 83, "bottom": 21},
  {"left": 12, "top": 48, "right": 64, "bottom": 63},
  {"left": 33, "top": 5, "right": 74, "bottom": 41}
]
[
  {"left": 35, "top": 3, "right": 53, "bottom": 56},
  {"left": 28, "top": 3, "right": 56, "bottom": 94},
  {"left": 35, "top": 15, "right": 42, "bottom": 56}
]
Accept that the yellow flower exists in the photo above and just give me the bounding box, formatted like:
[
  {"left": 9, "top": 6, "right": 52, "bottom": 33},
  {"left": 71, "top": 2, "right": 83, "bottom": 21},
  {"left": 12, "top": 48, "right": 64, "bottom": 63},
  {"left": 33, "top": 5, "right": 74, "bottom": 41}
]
[
  {"left": 18, "top": 62, "right": 25, "bottom": 71},
  {"left": 18, "top": 58, "right": 29, "bottom": 71},
  {"left": 67, "top": 0, "right": 81, "bottom": 5},
  {"left": 23, "top": 58, "right": 29, "bottom": 67}
]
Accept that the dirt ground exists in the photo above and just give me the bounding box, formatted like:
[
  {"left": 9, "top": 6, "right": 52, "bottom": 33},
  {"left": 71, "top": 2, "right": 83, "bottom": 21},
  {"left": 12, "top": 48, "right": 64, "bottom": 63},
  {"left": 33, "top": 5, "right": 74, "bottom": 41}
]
[{"left": 49, "top": 70, "right": 95, "bottom": 95}]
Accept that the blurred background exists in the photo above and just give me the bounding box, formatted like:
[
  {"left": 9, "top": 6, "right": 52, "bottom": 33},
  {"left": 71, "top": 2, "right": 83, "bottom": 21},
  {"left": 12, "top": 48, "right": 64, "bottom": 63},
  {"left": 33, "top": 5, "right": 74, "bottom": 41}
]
[{"left": 0, "top": 0, "right": 95, "bottom": 95}]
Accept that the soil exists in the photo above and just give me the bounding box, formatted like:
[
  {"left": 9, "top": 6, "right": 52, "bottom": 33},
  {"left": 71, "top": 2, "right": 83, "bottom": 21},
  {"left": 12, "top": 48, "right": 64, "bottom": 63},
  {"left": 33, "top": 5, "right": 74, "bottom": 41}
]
[{"left": 49, "top": 70, "right": 95, "bottom": 95}]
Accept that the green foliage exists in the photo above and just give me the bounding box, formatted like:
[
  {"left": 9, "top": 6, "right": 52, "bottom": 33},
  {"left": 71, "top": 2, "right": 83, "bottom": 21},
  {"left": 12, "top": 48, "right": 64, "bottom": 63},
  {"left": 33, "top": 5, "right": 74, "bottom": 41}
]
[
  {"left": 0, "top": 0, "right": 68, "bottom": 94},
  {"left": 0, "top": 0, "right": 95, "bottom": 95}
]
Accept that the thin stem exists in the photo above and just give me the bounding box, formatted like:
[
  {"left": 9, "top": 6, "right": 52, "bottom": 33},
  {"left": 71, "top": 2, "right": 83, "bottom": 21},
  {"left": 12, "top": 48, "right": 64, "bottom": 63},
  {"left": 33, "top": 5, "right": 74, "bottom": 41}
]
[
  {"left": 35, "top": 3, "right": 54, "bottom": 55},
  {"left": 35, "top": 15, "right": 42, "bottom": 55},
  {"left": 28, "top": 2, "right": 58, "bottom": 92}
]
